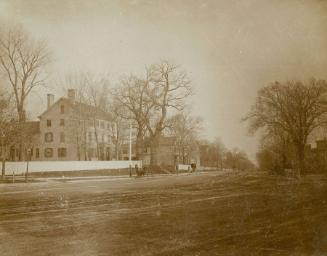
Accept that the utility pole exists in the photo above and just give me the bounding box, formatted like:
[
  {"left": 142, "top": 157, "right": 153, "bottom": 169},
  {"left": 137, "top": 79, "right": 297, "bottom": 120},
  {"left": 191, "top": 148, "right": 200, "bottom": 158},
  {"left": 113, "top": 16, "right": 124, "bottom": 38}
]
[
  {"left": 128, "top": 122, "right": 133, "bottom": 177},
  {"left": 25, "top": 148, "right": 31, "bottom": 183},
  {"left": 1, "top": 131, "right": 5, "bottom": 181}
]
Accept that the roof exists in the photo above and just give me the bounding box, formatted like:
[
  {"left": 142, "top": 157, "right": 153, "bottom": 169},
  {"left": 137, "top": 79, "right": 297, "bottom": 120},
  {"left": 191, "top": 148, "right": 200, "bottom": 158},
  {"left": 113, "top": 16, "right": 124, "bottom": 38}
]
[
  {"left": 70, "top": 99, "right": 111, "bottom": 120},
  {"left": 39, "top": 97, "right": 111, "bottom": 120}
]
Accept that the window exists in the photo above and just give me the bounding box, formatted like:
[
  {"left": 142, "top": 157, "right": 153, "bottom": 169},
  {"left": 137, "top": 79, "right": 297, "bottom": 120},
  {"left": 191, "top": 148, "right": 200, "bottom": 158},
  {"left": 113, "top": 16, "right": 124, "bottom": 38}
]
[
  {"left": 58, "top": 148, "right": 67, "bottom": 157},
  {"left": 100, "top": 121, "right": 104, "bottom": 129},
  {"left": 60, "top": 105, "right": 65, "bottom": 114},
  {"left": 60, "top": 132, "right": 65, "bottom": 143},
  {"left": 36, "top": 148, "right": 40, "bottom": 158},
  {"left": 107, "top": 122, "right": 110, "bottom": 129},
  {"left": 122, "top": 149, "right": 128, "bottom": 154},
  {"left": 96, "top": 120, "right": 100, "bottom": 127},
  {"left": 45, "top": 132, "right": 53, "bottom": 142},
  {"left": 25, "top": 148, "right": 32, "bottom": 159},
  {"left": 88, "top": 132, "right": 92, "bottom": 141},
  {"left": 47, "top": 120, "right": 51, "bottom": 127},
  {"left": 60, "top": 119, "right": 65, "bottom": 126},
  {"left": 44, "top": 148, "right": 53, "bottom": 158}
]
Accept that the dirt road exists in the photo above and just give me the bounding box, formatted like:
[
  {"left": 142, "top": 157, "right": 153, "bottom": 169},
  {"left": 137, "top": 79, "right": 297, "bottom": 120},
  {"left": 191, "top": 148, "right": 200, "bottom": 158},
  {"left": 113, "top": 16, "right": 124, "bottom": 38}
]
[{"left": 0, "top": 171, "right": 326, "bottom": 255}]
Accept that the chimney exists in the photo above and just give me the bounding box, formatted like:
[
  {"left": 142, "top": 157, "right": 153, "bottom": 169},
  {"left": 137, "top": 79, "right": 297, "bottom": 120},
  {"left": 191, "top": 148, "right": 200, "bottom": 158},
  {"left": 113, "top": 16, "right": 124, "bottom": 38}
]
[
  {"left": 67, "top": 89, "right": 76, "bottom": 103},
  {"left": 47, "top": 94, "right": 54, "bottom": 109}
]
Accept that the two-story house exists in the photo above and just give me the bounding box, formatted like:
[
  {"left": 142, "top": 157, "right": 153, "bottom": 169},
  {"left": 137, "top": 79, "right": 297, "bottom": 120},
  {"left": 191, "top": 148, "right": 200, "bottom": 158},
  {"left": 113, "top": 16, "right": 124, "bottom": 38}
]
[{"left": 29, "top": 89, "right": 114, "bottom": 161}]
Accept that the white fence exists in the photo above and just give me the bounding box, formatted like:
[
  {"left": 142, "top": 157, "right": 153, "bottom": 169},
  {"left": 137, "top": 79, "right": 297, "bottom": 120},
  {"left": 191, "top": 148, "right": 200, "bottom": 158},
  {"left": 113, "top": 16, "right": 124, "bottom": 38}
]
[
  {"left": 177, "top": 164, "right": 191, "bottom": 171},
  {"left": 3, "top": 160, "right": 142, "bottom": 175}
]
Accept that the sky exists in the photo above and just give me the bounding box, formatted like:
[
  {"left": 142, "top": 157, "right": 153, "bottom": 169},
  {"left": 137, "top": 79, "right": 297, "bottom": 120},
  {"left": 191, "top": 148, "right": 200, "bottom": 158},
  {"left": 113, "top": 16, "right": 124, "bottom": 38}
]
[{"left": 1, "top": 0, "right": 327, "bottom": 161}]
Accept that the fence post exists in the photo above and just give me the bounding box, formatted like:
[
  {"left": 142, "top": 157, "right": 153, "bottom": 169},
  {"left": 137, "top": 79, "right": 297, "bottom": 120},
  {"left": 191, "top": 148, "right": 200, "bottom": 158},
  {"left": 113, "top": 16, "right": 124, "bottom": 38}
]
[{"left": 12, "top": 171, "right": 15, "bottom": 183}]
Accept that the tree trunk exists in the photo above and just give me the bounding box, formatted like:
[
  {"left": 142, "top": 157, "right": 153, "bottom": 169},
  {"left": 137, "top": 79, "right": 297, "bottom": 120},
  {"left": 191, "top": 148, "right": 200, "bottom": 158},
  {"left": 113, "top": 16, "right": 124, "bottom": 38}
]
[
  {"left": 1, "top": 141, "right": 6, "bottom": 180},
  {"left": 18, "top": 141, "right": 23, "bottom": 161},
  {"left": 296, "top": 143, "right": 305, "bottom": 176},
  {"left": 135, "top": 134, "right": 143, "bottom": 160},
  {"left": 182, "top": 147, "right": 185, "bottom": 164},
  {"left": 18, "top": 123, "right": 23, "bottom": 161},
  {"left": 93, "top": 120, "right": 100, "bottom": 160},
  {"left": 220, "top": 158, "right": 223, "bottom": 171},
  {"left": 115, "top": 142, "right": 119, "bottom": 160},
  {"left": 150, "top": 135, "right": 160, "bottom": 166},
  {"left": 76, "top": 130, "right": 81, "bottom": 161},
  {"left": 1, "top": 155, "right": 5, "bottom": 181},
  {"left": 281, "top": 152, "right": 287, "bottom": 170},
  {"left": 84, "top": 121, "right": 88, "bottom": 160},
  {"left": 17, "top": 106, "right": 26, "bottom": 162}
]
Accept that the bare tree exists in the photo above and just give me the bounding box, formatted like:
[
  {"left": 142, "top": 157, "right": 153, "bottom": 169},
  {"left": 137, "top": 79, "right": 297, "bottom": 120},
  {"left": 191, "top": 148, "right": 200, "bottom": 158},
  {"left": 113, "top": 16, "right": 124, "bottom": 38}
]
[
  {"left": 0, "top": 26, "right": 50, "bottom": 122},
  {"left": 145, "top": 61, "right": 193, "bottom": 165},
  {"left": 0, "top": 26, "right": 50, "bottom": 160},
  {"left": 111, "top": 75, "right": 153, "bottom": 159},
  {"left": 111, "top": 61, "right": 193, "bottom": 164},
  {"left": 107, "top": 100, "right": 129, "bottom": 160},
  {"left": 0, "top": 91, "right": 15, "bottom": 179},
  {"left": 244, "top": 79, "right": 327, "bottom": 175},
  {"left": 168, "top": 110, "right": 202, "bottom": 164}
]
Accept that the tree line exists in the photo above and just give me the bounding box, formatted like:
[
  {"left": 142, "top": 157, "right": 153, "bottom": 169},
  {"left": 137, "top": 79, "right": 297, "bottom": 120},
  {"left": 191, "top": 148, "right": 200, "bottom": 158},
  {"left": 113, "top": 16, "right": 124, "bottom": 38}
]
[{"left": 199, "top": 138, "right": 255, "bottom": 171}]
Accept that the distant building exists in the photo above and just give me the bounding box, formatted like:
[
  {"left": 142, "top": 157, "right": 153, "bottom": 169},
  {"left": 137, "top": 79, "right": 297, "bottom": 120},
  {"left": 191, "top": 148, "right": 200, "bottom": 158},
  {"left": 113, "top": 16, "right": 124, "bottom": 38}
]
[
  {"left": 140, "top": 136, "right": 200, "bottom": 166},
  {"left": 305, "top": 139, "right": 327, "bottom": 173}
]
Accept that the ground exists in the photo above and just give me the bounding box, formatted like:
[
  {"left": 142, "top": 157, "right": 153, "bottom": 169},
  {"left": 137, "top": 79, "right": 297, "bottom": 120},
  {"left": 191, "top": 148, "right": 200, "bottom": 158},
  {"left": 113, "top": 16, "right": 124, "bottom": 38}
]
[{"left": 0, "top": 171, "right": 326, "bottom": 256}]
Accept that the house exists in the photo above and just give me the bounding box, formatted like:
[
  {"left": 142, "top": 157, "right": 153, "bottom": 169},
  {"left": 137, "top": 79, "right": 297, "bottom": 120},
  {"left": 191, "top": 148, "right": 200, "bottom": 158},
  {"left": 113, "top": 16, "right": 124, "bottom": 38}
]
[
  {"left": 305, "top": 139, "right": 327, "bottom": 173},
  {"left": 8, "top": 89, "right": 116, "bottom": 161},
  {"left": 140, "top": 136, "right": 200, "bottom": 166}
]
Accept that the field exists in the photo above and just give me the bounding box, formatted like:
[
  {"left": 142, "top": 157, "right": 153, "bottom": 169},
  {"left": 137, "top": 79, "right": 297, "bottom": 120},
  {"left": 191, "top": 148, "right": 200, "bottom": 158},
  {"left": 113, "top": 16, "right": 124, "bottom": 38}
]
[{"left": 0, "top": 171, "right": 326, "bottom": 255}]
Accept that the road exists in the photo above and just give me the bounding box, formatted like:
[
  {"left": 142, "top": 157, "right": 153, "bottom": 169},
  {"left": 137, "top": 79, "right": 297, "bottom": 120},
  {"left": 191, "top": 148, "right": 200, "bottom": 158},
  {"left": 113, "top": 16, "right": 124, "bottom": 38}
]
[{"left": 0, "top": 171, "right": 326, "bottom": 256}]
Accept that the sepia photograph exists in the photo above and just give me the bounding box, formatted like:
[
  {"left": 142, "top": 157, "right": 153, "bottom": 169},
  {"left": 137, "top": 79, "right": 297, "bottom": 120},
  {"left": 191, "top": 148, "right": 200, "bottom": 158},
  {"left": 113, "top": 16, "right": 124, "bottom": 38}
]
[{"left": 0, "top": 0, "right": 327, "bottom": 255}]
